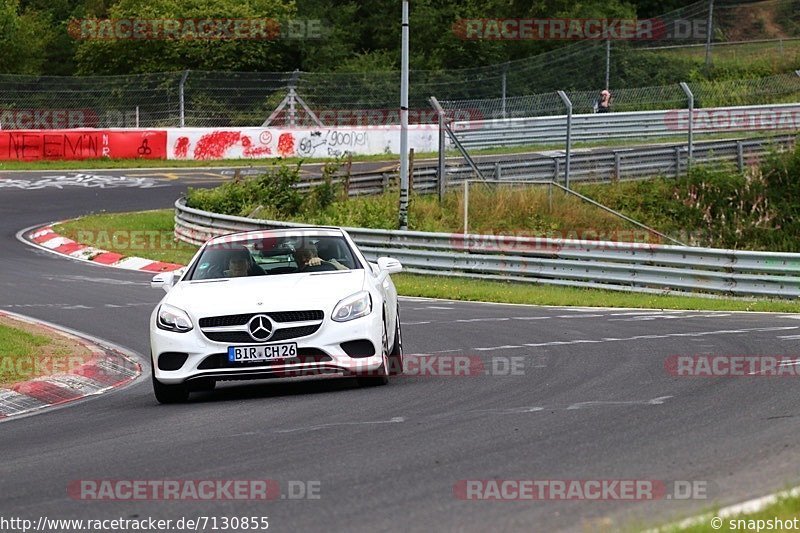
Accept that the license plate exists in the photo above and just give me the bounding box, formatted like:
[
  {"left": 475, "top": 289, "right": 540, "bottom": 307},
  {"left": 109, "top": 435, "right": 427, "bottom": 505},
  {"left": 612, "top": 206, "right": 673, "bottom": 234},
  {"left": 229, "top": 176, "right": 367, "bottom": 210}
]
[{"left": 228, "top": 343, "right": 298, "bottom": 362}]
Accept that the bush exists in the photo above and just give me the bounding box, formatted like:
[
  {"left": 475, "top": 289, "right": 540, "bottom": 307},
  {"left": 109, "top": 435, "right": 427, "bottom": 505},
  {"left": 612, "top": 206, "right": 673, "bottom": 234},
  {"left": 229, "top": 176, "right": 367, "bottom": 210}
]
[{"left": 186, "top": 162, "right": 304, "bottom": 218}]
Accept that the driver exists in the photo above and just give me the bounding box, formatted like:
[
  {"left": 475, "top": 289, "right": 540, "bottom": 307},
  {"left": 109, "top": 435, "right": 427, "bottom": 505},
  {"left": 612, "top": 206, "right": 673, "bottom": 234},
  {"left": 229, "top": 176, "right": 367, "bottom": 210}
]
[{"left": 294, "top": 243, "right": 347, "bottom": 271}]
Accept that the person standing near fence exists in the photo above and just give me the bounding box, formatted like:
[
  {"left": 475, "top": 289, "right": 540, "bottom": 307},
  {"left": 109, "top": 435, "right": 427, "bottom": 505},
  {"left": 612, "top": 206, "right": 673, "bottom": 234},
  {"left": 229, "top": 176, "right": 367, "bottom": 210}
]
[{"left": 597, "top": 89, "right": 612, "bottom": 113}]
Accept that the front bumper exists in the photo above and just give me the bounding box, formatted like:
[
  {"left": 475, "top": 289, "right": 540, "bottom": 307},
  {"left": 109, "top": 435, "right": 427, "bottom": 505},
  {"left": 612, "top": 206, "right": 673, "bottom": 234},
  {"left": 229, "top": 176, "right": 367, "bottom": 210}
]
[{"left": 150, "top": 310, "right": 384, "bottom": 385}]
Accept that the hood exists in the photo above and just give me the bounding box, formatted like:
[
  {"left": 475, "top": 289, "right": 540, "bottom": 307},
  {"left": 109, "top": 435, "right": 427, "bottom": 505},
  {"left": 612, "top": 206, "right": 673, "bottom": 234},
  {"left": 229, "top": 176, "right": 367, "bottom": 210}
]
[{"left": 165, "top": 270, "right": 366, "bottom": 319}]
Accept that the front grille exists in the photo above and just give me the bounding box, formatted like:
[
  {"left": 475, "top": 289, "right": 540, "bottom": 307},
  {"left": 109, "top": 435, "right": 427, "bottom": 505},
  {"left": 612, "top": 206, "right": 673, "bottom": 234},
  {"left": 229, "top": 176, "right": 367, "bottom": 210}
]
[
  {"left": 199, "top": 310, "right": 324, "bottom": 328},
  {"left": 269, "top": 311, "right": 325, "bottom": 323},
  {"left": 203, "top": 324, "right": 321, "bottom": 344},
  {"left": 198, "top": 349, "right": 332, "bottom": 369}
]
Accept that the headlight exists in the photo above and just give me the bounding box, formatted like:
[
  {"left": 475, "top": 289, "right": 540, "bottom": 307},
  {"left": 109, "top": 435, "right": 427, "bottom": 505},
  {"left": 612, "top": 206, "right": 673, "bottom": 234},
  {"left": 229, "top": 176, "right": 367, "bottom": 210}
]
[
  {"left": 157, "top": 304, "right": 194, "bottom": 332},
  {"left": 332, "top": 291, "right": 372, "bottom": 322}
]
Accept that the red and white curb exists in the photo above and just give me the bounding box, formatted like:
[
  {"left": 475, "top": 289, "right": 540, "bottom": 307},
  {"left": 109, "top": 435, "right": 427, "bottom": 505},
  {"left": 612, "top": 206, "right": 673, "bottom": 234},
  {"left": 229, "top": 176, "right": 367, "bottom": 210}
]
[
  {"left": 0, "top": 311, "right": 142, "bottom": 420},
  {"left": 26, "top": 224, "right": 184, "bottom": 273}
]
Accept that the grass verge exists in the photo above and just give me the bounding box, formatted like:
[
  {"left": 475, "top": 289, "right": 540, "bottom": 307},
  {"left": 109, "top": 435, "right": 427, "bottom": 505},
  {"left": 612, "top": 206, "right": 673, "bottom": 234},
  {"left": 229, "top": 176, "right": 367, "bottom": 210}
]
[
  {"left": 53, "top": 210, "right": 199, "bottom": 265},
  {"left": 651, "top": 491, "right": 800, "bottom": 532},
  {"left": 52, "top": 210, "right": 800, "bottom": 313},
  {"left": 0, "top": 316, "right": 94, "bottom": 386}
]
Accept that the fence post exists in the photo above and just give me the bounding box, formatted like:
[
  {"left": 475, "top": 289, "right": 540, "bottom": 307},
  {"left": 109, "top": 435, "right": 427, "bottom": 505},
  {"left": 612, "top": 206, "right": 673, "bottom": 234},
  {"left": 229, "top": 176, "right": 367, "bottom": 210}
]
[
  {"left": 288, "top": 69, "right": 301, "bottom": 127},
  {"left": 704, "top": 0, "right": 714, "bottom": 69},
  {"left": 501, "top": 65, "right": 508, "bottom": 119},
  {"left": 557, "top": 90, "right": 572, "bottom": 188},
  {"left": 179, "top": 70, "right": 190, "bottom": 127},
  {"left": 679, "top": 82, "right": 694, "bottom": 163},
  {"left": 737, "top": 141, "right": 744, "bottom": 172},
  {"left": 605, "top": 37, "right": 611, "bottom": 90},
  {"left": 430, "top": 96, "right": 447, "bottom": 202}
]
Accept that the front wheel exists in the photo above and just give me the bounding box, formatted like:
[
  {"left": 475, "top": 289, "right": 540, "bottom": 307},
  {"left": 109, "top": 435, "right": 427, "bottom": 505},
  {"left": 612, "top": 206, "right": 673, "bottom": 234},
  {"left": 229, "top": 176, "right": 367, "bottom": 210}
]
[
  {"left": 357, "top": 318, "right": 390, "bottom": 387},
  {"left": 388, "top": 307, "right": 403, "bottom": 376},
  {"left": 152, "top": 371, "right": 189, "bottom": 404}
]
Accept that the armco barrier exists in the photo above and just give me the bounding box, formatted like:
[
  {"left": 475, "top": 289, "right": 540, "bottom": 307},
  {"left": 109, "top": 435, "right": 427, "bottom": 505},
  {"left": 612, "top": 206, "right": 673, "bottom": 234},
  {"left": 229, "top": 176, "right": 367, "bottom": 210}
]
[
  {"left": 452, "top": 103, "right": 800, "bottom": 149},
  {"left": 174, "top": 198, "right": 800, "bottom": 299},
  {"left": 0, "top": 130, "right": 166, "bottom": 161}
]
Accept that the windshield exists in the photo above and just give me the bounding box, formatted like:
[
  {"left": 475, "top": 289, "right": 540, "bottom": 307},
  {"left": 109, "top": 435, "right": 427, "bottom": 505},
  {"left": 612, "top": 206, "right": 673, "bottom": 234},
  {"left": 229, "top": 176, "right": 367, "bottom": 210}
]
[{"left": 186, "top": 234, "right": 362, "bottom": 281}]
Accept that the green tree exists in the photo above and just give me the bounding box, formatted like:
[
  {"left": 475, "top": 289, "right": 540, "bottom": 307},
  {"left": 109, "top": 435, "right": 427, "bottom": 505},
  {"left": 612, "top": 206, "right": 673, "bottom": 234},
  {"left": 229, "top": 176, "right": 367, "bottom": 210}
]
[
  {"left": 73, "top": 0, "right": 297, "bottom": 74},
  {"left": 0, "top": 0, "right": 52, "bottom": 74}
]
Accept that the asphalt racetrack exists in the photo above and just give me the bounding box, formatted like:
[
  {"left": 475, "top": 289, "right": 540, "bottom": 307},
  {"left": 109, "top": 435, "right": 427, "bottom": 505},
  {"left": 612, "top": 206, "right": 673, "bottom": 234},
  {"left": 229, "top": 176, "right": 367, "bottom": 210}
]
[{"left": 1, "top": 169, "right": 800, "bottom": 532}]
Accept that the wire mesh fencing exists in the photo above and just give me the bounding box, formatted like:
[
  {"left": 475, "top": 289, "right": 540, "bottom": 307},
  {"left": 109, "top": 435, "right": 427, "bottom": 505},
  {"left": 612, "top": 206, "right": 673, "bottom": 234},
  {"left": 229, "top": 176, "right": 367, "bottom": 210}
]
[{"left": 0, "top": 0, "right": 798, "bottom": 128}]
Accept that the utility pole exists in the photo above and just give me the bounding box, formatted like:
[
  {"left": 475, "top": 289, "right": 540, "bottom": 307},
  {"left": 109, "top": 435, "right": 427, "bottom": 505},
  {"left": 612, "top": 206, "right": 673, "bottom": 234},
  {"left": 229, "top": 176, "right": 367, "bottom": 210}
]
[
  {"left": 704, "top": 0, "right": 714, "bottom": 70},
  {"left": 399, "top": 1, "right": 410, "bottom": 230}
]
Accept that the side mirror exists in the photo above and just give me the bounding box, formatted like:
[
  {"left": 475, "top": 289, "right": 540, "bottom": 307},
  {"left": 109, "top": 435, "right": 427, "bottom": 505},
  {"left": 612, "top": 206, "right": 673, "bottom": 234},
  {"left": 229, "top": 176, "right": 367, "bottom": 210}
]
[
  {"left": 377, "top": 257, "right": 402, "bottom": 275},
  {"left": 151, "top": 268, "right": 184, "bottom": 292}
]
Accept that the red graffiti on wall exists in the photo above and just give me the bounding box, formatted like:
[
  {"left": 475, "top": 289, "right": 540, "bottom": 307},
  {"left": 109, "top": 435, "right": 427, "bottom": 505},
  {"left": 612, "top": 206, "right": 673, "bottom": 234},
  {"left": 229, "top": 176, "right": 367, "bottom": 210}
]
[
  {"left": 277, "top": 133, "right": 295, "bottom": 157},
  {"left": 0, "top": 130, "right": 166, "bottom": 161},
  {"left": 241, "top": 135, "right": 272, "bottom": 157},
  {"left": 193, "top": 131, "right": 242, "bottom": 160},
  {"left": 174, "top": 137, "right": 190, "bottom": 159}
]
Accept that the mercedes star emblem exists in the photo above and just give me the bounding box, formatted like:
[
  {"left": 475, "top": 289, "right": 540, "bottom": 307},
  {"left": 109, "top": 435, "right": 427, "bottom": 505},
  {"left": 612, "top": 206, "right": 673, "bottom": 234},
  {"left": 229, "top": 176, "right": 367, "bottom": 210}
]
[{"left": 247, "top": 314, "right": 273, "bottom": 342}]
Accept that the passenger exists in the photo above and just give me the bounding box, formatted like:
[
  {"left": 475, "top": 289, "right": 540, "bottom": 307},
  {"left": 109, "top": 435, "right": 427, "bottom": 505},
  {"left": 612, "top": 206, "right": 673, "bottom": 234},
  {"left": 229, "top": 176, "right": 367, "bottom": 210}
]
[
  {"left": 227, "top": 255, "right": 250, "bottom": 277},
  {"left": 224, "top": 247, "right": 264, "bottom": 277}
]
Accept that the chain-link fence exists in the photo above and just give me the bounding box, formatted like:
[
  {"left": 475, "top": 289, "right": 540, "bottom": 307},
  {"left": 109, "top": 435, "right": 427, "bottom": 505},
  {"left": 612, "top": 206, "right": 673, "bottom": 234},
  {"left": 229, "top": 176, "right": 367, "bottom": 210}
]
[
  {"left": 439, "top": 72, "right": 800, "bottom": 120},
  {"left": 0, "top": 0, "right": 797, "bottom": 128}
]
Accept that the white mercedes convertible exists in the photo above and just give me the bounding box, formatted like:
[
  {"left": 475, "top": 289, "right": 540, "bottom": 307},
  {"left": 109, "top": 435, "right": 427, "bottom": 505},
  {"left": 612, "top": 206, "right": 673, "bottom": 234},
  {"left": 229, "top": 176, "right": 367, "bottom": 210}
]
[{"left": 149, "top": 227, "right": 403, "bottom": 403}]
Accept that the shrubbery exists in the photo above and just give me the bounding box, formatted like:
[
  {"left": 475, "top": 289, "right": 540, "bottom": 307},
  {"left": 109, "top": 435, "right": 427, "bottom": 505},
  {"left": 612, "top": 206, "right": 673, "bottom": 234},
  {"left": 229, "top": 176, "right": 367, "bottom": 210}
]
[{"left": 580, "top": 140, "right": 800, "bottom": 251}]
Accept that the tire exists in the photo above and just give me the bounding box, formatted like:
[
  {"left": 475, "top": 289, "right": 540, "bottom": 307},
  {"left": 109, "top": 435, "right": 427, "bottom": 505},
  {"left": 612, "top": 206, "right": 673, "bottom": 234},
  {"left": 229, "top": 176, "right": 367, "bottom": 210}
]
[
  {"left": 357, "top": 317, "right": 390, "bottom": 387},
  {"left": 152, "top": 370, "right": 190, "bottom": 404},
  {"left": 388, "top": 306, "right": 403, "bottom": 376}
]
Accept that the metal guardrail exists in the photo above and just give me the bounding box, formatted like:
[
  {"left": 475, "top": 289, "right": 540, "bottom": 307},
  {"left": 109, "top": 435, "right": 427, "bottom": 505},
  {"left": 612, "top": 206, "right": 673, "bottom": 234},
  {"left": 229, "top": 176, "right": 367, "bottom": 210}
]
[
  {"left": 174, "top": 198, "right": 800, "bottom": 299},
  {"left": 292, "top": 135, "right": 795, "bottom": 196},
  {"left": 451, "top": 102, "right": 800, "bottom": 150}
]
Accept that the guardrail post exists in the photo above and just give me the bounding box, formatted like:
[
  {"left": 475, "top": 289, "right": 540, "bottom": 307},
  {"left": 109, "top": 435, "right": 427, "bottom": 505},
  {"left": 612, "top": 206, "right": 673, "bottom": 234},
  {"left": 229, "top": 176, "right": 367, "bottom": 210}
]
[
  {"left": 494, "top": 162, "right": 502, "bottom": 180},
  {"left": 463, "top": 179, "right": 469, "bottom": 235},
  {"left": 557, "top": 90, "right": 572, "bottom": 188},
  {"left": 737, "top": 141, "right": 744, "bottom": 172},
  {"left": 553, "top": 158, "right": 560, "bottom": 181},
  {"left": 179, "top": 70, "right": 190, "bottom": 127},
  {"left": 614, "top": 152, "right": 621, "bottom": 181},
  {"left": 679, "top": 82, "right": 694, "bottom": 164},
  {"left": 674, "top": 147, "right": 682, "bottom": 177},
  {"left": 408, "top": 148, "right": 415, "bottom": 193}
]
